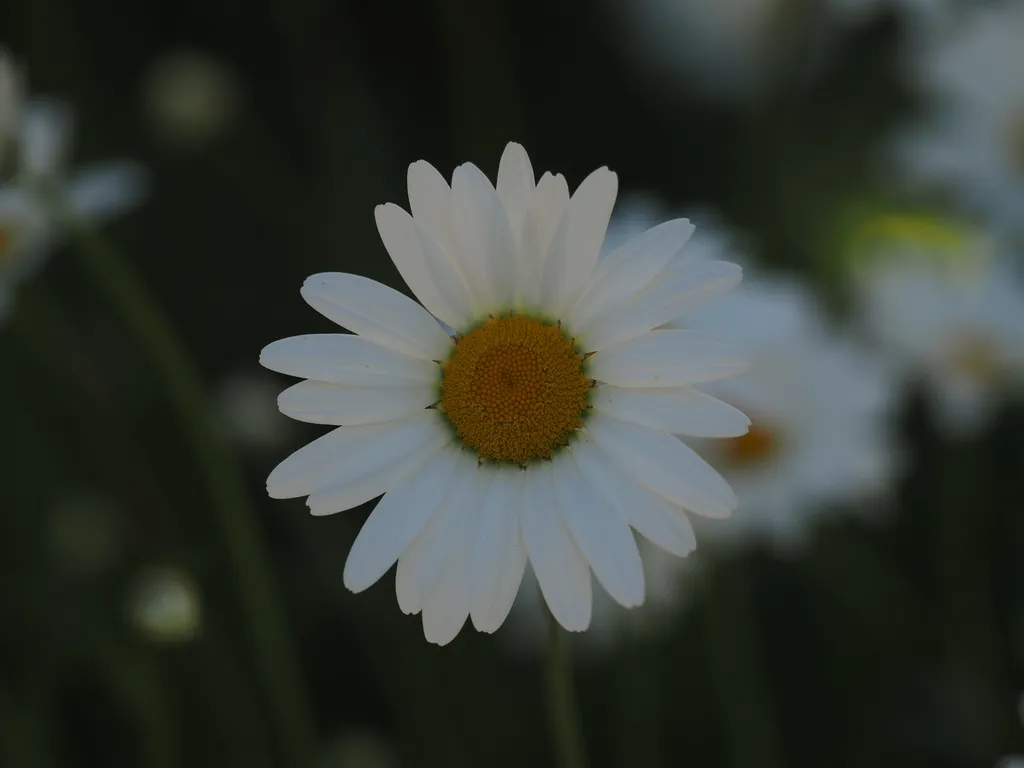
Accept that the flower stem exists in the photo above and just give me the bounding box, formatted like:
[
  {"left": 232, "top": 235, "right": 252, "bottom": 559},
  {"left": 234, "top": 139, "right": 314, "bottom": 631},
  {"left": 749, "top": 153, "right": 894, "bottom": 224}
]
[
  {"left": 545, "top": 610, "right": 589, "bottom": 768},
  {"left": 66, "top": 219, "right": 315, "bottom": 766},
  {"left": 705, "top": 558, "right": 786, "bottom": 768}
]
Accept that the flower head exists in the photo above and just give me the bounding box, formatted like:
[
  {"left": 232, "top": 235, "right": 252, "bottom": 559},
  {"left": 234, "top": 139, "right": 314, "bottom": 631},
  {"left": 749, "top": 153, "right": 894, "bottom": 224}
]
[
  {"left": 261, "top": 144, "right": 750, "bottom": 644},
  {"left": 856, "top": 241, "right": 1024, "bottom": 435},
  {"left": 897, "top": 2, "right": 1024, "bottom": 228},
  {"left": 679, "top": 274, "right": 900, "bottom": 549},
  {"left": 0, "top": 96, "right": 146, "bottom": 326}
]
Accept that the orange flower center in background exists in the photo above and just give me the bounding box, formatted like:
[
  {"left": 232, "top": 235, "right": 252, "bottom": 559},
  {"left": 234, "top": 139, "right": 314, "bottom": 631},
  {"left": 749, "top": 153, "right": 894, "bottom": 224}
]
[
  {"left": 723, "top": 422, "right": 778, "bottom": 466},
  {"left": 949, "top": 333, "right": 1001, "bottom": 384},
  {"left": 441, "top": 315, "right": 592, "bottom": 464}
]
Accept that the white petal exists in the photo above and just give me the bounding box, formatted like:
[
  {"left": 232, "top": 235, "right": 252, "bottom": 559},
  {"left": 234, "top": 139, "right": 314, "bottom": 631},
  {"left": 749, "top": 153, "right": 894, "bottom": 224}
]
[
  {"left": 557, "top": 451, "right": 645, "bottom": 607},
  {"left": 580, "top": 261, "right": 743, "bottom": 351},
  {"left": 395, "top": 452, "right": 482, "bottom": 614},
  {"left": 540, "top": 168, "right": 618, "bottom": 315},
  {"left": 276, "top": 380, "right": 436, "bottom": 426},
  {"left": 68, "top": 162, "right": 147, "bottom": 221},
  {"left": 374, "top": 202, "right": 475, "bottom": 329},
  {"left": 496, "top": 142, "right": 535, "bottom": 246},
  {"left": 519, "top": 172, "right": 570, "bottom": 309},
  {"left": 421, "top": 505, "right": 476, "bottom": 645},
  {"left": 570, "top": 218, "right": 695, "bottom": 332},
  {"left": 260, "top": 334, "right": 439, "bottom": 386},
  {"left": 451, "top": 163, "right": 518, "bottom": 310},
  {"left": 591, "top": 385, "right": 750, "bottom": 438},
  {"left": 21, "top": 99, "right": 72, "bottom": 176},
  {"left": 588, "top": 412, "right": 736, "bottom": 519},
  {"left": 407, "top": 160, "right": 462, "bottom": 273},
  {"left": 300, "top": 273, "right": 452, "bottom": 360},
  {"left": 470, "top": 469, "right": 527, "bottom": 633},
  {"left": 519, "top": 464, "right": 592, "bottom": 632},
  {"left": 421, "top": 468, "right": 493, "bottom": 644},
  {"left": 305, "top": 411, "right": 452, "bottom": 515},
  {"left": 571, "top": 437, "right": 697, "bottom": 557},
  {"left": 342, "top": 446, "right": 462, "bottom": 592},
  {"left": 589, "top": 330, "right": 748, "bottom": 388},
  {"left": 267, "top": 422, "right": 392, "bottom": 499}
]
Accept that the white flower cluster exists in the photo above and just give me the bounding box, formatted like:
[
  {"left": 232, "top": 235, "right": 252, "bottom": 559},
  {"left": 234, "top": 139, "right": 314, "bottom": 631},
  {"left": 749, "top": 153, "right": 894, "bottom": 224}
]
[{"left": 0, "top": 49, "right": 145, "bottom": 326}]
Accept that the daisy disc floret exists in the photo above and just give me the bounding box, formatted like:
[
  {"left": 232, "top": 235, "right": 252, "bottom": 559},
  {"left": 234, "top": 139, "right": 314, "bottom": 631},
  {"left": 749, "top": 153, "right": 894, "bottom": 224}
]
[
  {"left": 441, "top": 314, "right": 592, "bottom": 463},
  {"left": 260, "top": 143, "right": 750, "bottom": 645}
]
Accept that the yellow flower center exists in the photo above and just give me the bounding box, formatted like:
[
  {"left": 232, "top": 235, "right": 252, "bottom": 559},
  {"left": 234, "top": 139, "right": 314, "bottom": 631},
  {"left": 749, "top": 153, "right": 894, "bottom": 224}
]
[
  {"left": 440, "top": 314, "right": 592, "bottom": 464},
  {"left": 722, "top": 422, "right": 778, "bottom": 467}
]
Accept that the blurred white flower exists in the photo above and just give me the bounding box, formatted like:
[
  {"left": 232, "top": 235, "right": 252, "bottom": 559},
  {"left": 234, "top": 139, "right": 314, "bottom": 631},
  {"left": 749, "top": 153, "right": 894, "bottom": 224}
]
[
  {"left": 857, "top": 243, "right": 1024, "bottom": 436},
  {"left": 0, "top": 48, "right": 23, "bottom": 167},
  {"left": 607, "top": 197, "right": 899, "bottom": 550},
  {"left": 215, "top": 370, "right": 293, "bottom": 451},
  {"left": 144, "top": 50, "right": 239, "bottom": 149},
  {"left": 825, "top": 0, "right": 951, "bottom": 30},
  {"left": 0, "top": 98, "right": 146, "bottom": 326},
  {"left": 675, "top": 273, "right": 899, "bottom": 550},
  {"left": 897, "top": 2, "right": 1024, "bottom": 229},
  {"left": 608, "top": 0, "right": 787, "bottom": 102},
  {"left": 128, "top": 567, "right": 202, "bottom": 644}
]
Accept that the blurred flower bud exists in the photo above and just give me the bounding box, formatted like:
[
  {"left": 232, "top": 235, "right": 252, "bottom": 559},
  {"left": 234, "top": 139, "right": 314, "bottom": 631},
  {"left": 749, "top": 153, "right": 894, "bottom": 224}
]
[
  {"left": 322, "top": 730, "right": 396, "bottom": 768},
  {"left": 128, "top": 567, "right": 202, "bottom": 644},
  {"left": 216, "top": 370, "right": 292, "bottom": 452},
  {"left": 144, "top": 50, "right": 239, "bottom": 149}
]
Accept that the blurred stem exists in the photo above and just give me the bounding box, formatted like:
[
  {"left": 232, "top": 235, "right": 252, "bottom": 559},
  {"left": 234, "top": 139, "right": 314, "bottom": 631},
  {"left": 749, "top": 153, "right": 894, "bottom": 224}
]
[
  {"left": 92, "top": 637, "right": 177, "bottom": 768},
  {"left": 57, "top": 209, "right": 314, "bottom": 766},
  {"left": 615, "top": 644, "right": 662, "bottom": 768},
  {"left": 934, "top": 441, "right": 1013, "bottom": 751},
  {"left": 705, "top": 558, "right": 786, "bottom": 768},
  {"left": 0, "top": 691, "right": 55, "bottom": 768},
  {"left": 546, "top": 610, "right": 588, "bottom": 768}
]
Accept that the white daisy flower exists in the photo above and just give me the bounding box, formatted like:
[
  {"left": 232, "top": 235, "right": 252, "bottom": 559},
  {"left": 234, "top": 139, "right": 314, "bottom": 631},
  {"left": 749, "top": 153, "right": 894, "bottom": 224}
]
[
  {"left": 897, "top": 2, "right": 1024, "bottom": 228},
  {"left": 674, "top": 275, "right": 899, "bottom": 550},
  {"left": 856, "top": 243, "right": 1024, "bottom": 436},
  {"left": 0, "top": 99, "right": 146, "bottom": 325},
  {"left": 260, "top": 143, "right": 750, "bottom": 645}
]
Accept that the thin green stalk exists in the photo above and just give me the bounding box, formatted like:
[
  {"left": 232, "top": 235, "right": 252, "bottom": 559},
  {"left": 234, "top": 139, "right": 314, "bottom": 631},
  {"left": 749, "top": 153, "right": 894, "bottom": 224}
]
[
  {"left": 92, "top": 637, "right": 177, "bottom": 768},
  {"left": 545, "top": 610, "right": 589, "bottom": 768},
  {"left": 60, "top": 214, "right": 314, "bottom": 766},
  {"left": 0, "top": 690, "right": 56, "bottom": 768},
  {"left": 705, "top": 558, "right": 786, "bottom": 768},
  {"left": 934, "top": 441, "right": 1014, "bottom": 752}
]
